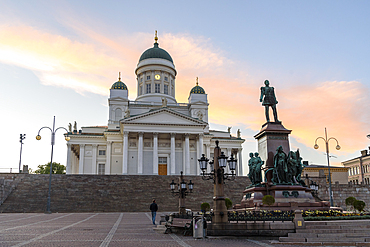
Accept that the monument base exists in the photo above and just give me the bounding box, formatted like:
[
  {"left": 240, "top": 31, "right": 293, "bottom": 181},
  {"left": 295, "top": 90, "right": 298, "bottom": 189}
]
[{"left": 235, "top": 185, "right": 330, "bottom": 211}]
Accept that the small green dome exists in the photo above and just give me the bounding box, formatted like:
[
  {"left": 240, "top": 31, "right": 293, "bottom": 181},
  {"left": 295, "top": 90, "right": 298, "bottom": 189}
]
[
  {"left": 190, "top": 85, "right": 205, "bottom": 94},
  {"left": 139, "top": 43, "right": 173, "bottom": 63},
  {"left": 111, "top": 80, "right": 127, "bottom": 90}
]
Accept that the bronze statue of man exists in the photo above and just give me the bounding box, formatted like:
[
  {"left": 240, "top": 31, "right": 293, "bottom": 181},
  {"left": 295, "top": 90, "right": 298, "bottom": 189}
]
[{"left": 260, "top": 80, "right": 279, "bottom": 123}]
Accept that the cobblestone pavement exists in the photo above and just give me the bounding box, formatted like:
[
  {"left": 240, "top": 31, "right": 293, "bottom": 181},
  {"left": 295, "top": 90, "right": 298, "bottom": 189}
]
[{"left": 0, "top": 212, "right": 286, "bottom": 247}]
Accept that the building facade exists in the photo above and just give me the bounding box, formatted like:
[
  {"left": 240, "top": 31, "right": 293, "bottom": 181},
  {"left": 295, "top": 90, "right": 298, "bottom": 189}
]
[
  {"left": 342, "top": 148, "right": 370, "bottom": 184},
  {"left": 66, "top": 35, "right": 245, "bottom": 175},
  {"left": 302, "top": 164, "right": 349, "bottom": 184}
]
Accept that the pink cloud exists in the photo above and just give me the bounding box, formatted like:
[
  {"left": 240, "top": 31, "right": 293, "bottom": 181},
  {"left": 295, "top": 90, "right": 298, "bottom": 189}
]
[{"left": 1, "top": 23, "right": 369, "bottom": 156}]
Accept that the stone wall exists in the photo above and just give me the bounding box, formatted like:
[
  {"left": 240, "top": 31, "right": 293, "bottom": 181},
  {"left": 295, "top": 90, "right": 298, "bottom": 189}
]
[
  {"left": 0, "top": 174, "right": 250, "bottom": 213},
  {"left": 1, "top": 174, "right": 369, "bottom": 213},
  {"left": 313, "top": 176, "right": 370, "bottom": 211}
]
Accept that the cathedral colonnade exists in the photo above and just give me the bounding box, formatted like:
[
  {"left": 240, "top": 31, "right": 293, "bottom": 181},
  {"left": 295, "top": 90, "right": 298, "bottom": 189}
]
[{"left": 66, "top": 132, "right": 243, "bottom": 176}]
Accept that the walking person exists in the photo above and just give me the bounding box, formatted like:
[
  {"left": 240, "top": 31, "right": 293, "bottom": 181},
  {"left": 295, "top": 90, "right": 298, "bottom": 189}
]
[{"left": 150, "top": 199, "right": 158, "bottom": 225}]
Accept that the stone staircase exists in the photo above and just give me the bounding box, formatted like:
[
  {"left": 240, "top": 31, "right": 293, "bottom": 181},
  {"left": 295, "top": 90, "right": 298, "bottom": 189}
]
[
  {"left": 0, "top": 174, "right": 250, "bottom": 213},
  {"left": 0, "top": 174, "right": 25, "bottom": 205},
  {"left": 278, "top": 220, "right": 370, "bottom": 245}
]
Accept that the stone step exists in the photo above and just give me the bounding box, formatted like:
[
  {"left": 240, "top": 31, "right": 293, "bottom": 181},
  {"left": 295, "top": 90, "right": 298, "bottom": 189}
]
[
  {"left": 318, "top": 233, "right": 370, "bottom": 238},
  {"left": 296, "top": 228, "right": 370, "bottom": 234},
  {"left": 306, "top": 225, "right": 341, "bottom": 229},
  {"left": 274, "top": 241, "right": 369, "bottom": 246},
  {"left": 288, "top": 233, "right": 318, "bottom": 238},
  {"left": 306, "top": 237, "right": 366, "bottom": 242},
  {"left": 279, "top": 237, "right": 306, "bottom": 242},
  {"left": 306, "top": 221, "right": 370, "bottom": 227}
]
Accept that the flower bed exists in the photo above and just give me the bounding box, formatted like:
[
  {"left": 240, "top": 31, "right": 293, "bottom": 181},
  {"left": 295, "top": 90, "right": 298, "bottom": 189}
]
[{"left": 303, "top": 210, "right": 370, "bottom": 221}]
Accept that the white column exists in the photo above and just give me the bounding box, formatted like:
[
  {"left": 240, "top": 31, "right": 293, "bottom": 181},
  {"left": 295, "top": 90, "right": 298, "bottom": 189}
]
[
  {"left": 138, "top": 132, "right": 144, "bottom": 174},
  {"left": 185, "top": 134, "right": 190, "bottom": 175},
  {"left": 206, "top": 144, "right": 211, "bottom": 173},
  {"left": 161, "top": 71, "right": 164, "bottom": 93},
  {"left": 79, "top": 144, "right": 85, "bottom": 174},
  {"left": 151, "top": 71, "right": 154, "bottom": 93},
  {"left": 73, "top": 154, "right": 77, "bottom": 174},
  {"left": 171, "top": 133, "right": 176, "bottom": 174},
  {"left": 226, "top": 148, "right": 232, "bottom": 174},
  {"left": 182, "top": 137, "right": 186, "bottom": 173},
  {"left": 238, "top": 148, "right": 243, "bottom": 176},
  {"left": 92, "top": 144, "right": 98, "bottom": 174},
  {"left": 106, "top": 141, "right": 112, "bottom": 174},
  {"left": 197, "top": 134, "right": 203, "bottom": 175},
  {"left": 153, "top": 133, "right": 158, "bottom": 175},
  {"left": 66, "top": 143, "right": 72, "bottom": 174},
  {"left": 123, "top": 131, "right": 128, "bottom": 174}
]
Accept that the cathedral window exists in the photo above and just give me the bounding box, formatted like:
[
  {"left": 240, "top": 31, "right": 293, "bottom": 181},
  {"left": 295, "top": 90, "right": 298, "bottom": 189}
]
[
  {"left": 164, "top": 84, "right": 168, "bottom": 94},
  {"left": 158, "top": 157, "right": 167, "bottom": 164},
  {"left": 146, "top": 75, "right": 151, "bottom": 80},
  {"left": 141, "top": 78, "right": 143, "bottom": 82},
  {"left": 165, "top": 76, "right": 168, "bottom": 81},
  {"left": 99, "top": 150, "right": 106, "bottom": 155},
  {"left": 98, "top": 164, "right": 105, "bottom": 175},
  {"left": 146, "top": 84, "right": 151, "bottom": 93},
  {"left": 155, "top": 84, "right": 160, "bottom": 93}
]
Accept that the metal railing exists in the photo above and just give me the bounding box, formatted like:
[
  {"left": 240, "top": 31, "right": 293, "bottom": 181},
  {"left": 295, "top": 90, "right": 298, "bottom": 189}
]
[{"left": 0, "top": 168, "right": 19, "bottom": 173}]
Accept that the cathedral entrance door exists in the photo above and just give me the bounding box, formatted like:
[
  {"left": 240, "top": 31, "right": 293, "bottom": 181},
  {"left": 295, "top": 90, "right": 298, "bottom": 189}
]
[{"left": 158, "top": 157, "right": 167, "bottom": 175}]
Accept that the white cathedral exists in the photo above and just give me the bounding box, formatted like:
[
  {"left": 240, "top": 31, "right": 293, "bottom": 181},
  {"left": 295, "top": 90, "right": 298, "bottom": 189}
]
[{"left": 66, "top": 34, "right": 245, "bottom": 176}]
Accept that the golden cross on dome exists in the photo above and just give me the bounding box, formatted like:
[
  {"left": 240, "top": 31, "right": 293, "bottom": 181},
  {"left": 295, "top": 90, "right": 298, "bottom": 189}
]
[
  {"left": 196, "top": 77, "right": 199, "bottom": 86},
  {"left": 118, "top": 72, "right": 121, "bottom": 81},
  {"left": 154, "top": 30, "right": 158, "bottom": 43}
]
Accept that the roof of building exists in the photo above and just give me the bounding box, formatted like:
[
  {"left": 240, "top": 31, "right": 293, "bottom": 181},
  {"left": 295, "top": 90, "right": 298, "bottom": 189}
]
[
  {"left": 190, "top": 78, "right": 206, "bottom": 95},
  {"left": 111, "top": 80, "right": 127, "bottom": 90},
  {"left": 304, "top": 164, "right": 346, "bottom": 169},
  {"left": 139, "top": 42, "right": 173, "bottom": 63},
  {"left": 190, "top": 85, "right": 205, "bottom": 94}
]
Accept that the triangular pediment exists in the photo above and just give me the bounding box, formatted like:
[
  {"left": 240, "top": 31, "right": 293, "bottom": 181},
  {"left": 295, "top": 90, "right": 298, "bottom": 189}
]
[{"left": 121, "top": 108, "right": 207, "bottom": 126}]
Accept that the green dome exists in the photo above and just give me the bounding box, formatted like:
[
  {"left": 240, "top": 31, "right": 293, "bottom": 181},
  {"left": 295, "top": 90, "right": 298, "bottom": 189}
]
[
  {"left": 139, "top": 43, "right": 173, "bottom": 63},
  {"left": 190, "top": 85, "right": 205, "bottom": 94},
  {"left": 111, "top": 80, "right": 127, "bottom": 90}
]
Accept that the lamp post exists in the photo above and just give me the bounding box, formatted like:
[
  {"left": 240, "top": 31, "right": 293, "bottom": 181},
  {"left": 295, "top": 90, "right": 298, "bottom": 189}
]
[
  {"left": 170, "top": 171, "right": 194, "bottom": 215},
  {"left": 36, "top": 116, "right": 70, "bottom": 213},
  {"left": 198, "top": 140, "right": 237, "bottom": 224},
  {"left": 309, "top": 180, "right": 319, "bottom": 196},
  {"left": 314, "top": 127, "right": 340, "bottom": 207},
  {"left": 19, "top": 134, "right": 26, "bottom": 173}
]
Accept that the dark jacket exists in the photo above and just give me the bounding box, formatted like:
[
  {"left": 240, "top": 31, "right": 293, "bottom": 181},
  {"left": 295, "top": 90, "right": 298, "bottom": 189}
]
[{"left": 150, "top": 202, "right": 158, "bottom": 212}]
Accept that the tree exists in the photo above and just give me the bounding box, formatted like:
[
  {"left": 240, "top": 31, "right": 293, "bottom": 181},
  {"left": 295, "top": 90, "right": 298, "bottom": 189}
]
[
  {"left": 345, "top": 196, "right": 357, "bottom": 211},
  {"left": 225, "top": 198, "right": 233, "bottom": 210},
  {"left": 262, "top": 195, "right": 275, "bottom": 206},
  {"left": 354, "top": 200, "right": 366, "bottom": 212},
  {"left": 201, "top": 202, "right": 210, "bottom": 212},
  {"left": 34, "top": 162, "right": 66, "bottom": 174}
]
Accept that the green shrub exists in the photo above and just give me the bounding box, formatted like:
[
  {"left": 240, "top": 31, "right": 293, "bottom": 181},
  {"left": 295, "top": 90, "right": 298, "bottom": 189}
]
[
  {"left": 225, "top": 198, "right": 233, "bottom": 209},
  {"left": 262, "top": 195, "right": 275, "bottom": 206},
  {"left": 345, "top": 197, "right": 357, "bottom": 207},
  {"left": 201, "top": 202, "right": 210, "bottom": 212},
  {"left": 354, "top": 200, "right": 366, "bottom": 212}
]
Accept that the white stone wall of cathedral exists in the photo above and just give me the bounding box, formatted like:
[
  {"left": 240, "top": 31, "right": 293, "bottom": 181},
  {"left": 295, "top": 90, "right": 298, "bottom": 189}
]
[{"left": 67, "top": 136, "right": 244, "bottom": 176}]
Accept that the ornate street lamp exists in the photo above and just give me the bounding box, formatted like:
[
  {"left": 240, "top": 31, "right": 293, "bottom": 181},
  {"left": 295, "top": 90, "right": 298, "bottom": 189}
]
[
  {"left": 198, "top": 140, "right": 237, "bottom": 224},
  {"left": 36, "top": 116, "right": 70, "bottom": 213},
  {"left": 310, "top": 181, "right": 319, "bottom": 196},
  {"left": 170, "top": 171, "right": 193, "bottom": 215},
  {"left": 314, "top": 127, "right": 340, "bottom": 207},
  {"left": 199, "top": 142, "right": 237, "bottom": 184}
]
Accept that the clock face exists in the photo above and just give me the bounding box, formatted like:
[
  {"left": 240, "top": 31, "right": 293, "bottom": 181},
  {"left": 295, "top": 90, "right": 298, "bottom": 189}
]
[{"left": 155, "top": 74, "right": 161, "bottom": 80}]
